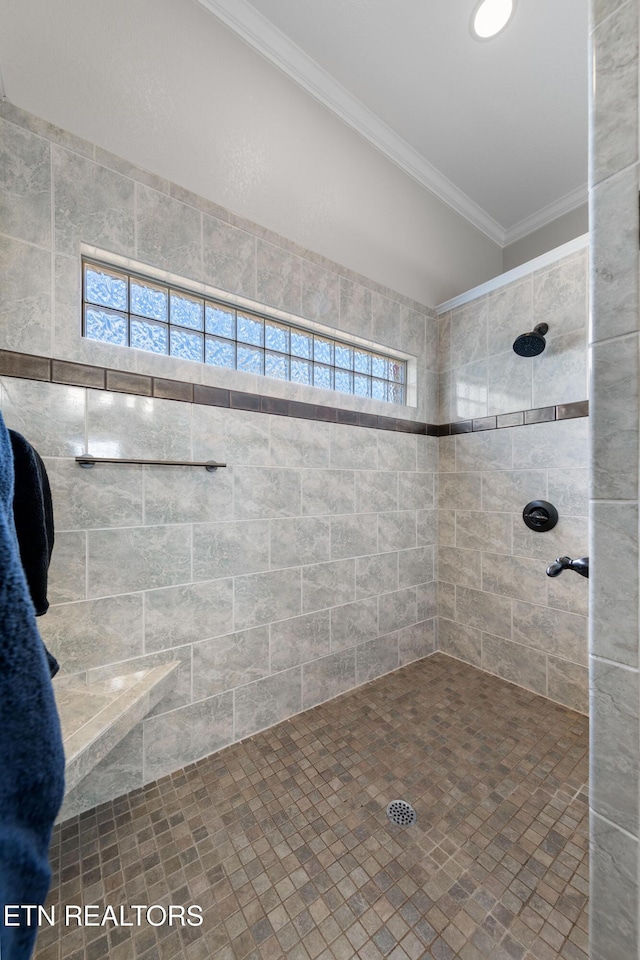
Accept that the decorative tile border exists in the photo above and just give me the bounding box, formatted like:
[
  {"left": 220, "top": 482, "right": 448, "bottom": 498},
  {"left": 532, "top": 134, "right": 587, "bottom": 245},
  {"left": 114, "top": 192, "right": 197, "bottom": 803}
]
[
  {"left": 438, "top": 400, "right": 589, "bottom": 436},
  {"left": 0, "top": 349, "right": 589, "bottom": 437},
  {"left": 0, "top": 350, "right": 432, "bottom": 435}
]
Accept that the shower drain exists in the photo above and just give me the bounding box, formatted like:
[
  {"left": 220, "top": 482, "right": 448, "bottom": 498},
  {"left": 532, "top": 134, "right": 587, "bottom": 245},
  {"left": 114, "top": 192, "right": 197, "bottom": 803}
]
[{"left": 386, "top": 799, "right": 416, "bottom": 826}]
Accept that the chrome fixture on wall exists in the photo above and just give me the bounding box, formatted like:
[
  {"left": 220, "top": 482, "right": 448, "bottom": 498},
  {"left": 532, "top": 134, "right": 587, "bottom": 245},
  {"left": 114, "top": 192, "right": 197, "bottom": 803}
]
[
  {"left": 546, "top": 556, "right": 589, "bottom": 579},
  {"left": 513, "top": 323, "right": 548, "bottom": 357}
]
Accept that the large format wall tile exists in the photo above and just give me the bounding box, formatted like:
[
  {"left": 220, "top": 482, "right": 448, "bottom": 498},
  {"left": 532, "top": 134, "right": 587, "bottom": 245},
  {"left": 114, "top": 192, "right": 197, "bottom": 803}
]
[
  {"left": 485, "top": 279, "right": 533, "bottom": 357},
  {"left": 88, "top": 525, "right": 192, "bottom": 596},
  {"left": 301, "top": 259, "right": 340, "bottom": 326},
  {"left": 47, "top": 531, "right": 87, "bottom": 604},
  {"left": 533, "top": 251, "right": 588, "bottom": 335},
  {"left": 234, "top": 568, "right": 302, "bottom": 629},
  {"left": 136, "top": 184, "right": 202, "bottom": 279},
  {"left": 87, "top": 391, "right": 192, "bottom": 462},
  {"left": 144, "top": 579, "right": 234, "bottom": 651},
  {"left": 512, "top": 418, "right": 588, "bottom": 469},
  {"left": 591, "top": 502, "right": 639, "bottom": 666},
  {"left": 0, "top": 236, "right": 52, "bottom": 355},
  {"left": 330, "top": 597, "right": 379, "bottom": 650},
  {"left": 439, "top": 619, "right": 482, "bottom": 667},
  {"left": 234, "top": 466, "right": 302, "bottom": 519},
  {"left": 1, "top": 378, "right": 85, "bottom": 457},
  {"left": 192, "top": 405, "right": 270, "bottom": 466},
  {"left": 355, "top": 552, "right": 398, "bottom": 599},
  {"left": 547, "top": 657, "right": 588, "bottom": 714},
  {"left": 481, "top": 470, "right": 547, "bottom": 513},
  {"left": 269, "top": 417, "right": 330, "bottom": 468},
  {"left": 482, "top": 633, "right": 546, "bottom": 696},
  {"left": 455, "top": 586, "right": 511, "bottom": 640},
  {"left": 487, "top": 351, "right": 532, "bottom": 415},
  {"left": 591, "top": 658, "right": 639, "bottom": 835},
  {"left": 270, "top": 611, "right": 331, "bottom": 671},
  {"left": 302, "top": 469, "right": 355, "bottom": 516},
  {"left": 512, "top": 599, "right": 587, "bottom": 665},
  {"left": 46, "top": 459, "right": 142, "bottom": 530},
  {"left": 591, "top": 164, "right": 640, "bottom": 342},
  {"left": 590, "top": 334, "right": 639, "bottom": 499},
  {"left": 482, "top": 552, "right": 548, "bottom": 604},
  {"left": 0, "top": 117, "right": 51, "bottom": 247},
  {"left": 331, "top": 513, "right": 378, "bottom": 559},
  {"left": 193, "top": 519, "right": 269, "bottom": 580},
  {"left": 455, "top": 510, "right": 512, "bottom": 554},
  {"left": 193, "top": 626, "right": 270, "bottom": 699},
  {"left": 398, "top": 620, "right": 436, "bottom": 665},
  {"left": 591, "top": 0, "right": 639, "bottom": 185},
  {"left": 143, "top": 692, "right": 233, "bottom": 782},
  {"left": 270, "top": 516, "right": 331, "bottom": 568},
  {"left": 590, "top": 813, "right": 639, "bottom": 960},
  {"left": 378, "top": 587, "right": 418, "bottom": 635},
  {"left": 54, "top": 147, "right": 135, "bottom": 257},
  {"left": 356, "top": 635, "right": 398, "bottom": 683},
  {"left": 532, "top": 329, "right": 588, "bottom": 407},
  {"left": 355, "top": 470, "right": 398, "bottom": 513},
  {"left": 202, "top": 215, "right": 256, "bottom": 299},
  {"left": 439, "top": 546, "right": 482, "bottom": 589},
  {"left": 303, "top": 558, "right": 355, "bottom": 613},
  {"left": 455, "top": 430, "right": 512, "bottom": 472},
  {"left": 144, "top": 463, "right": 233, "bottom": 524},
  {"left": 234, "top": 668, "right": 302, "bottom": 739},
  {"left": 256, "top": 239, "right": 301, "bottom": 314},
  {"left": 302, "top": 649, "right": 356, "bottom": 709},
  {"left": 41, "top": 594, "right": 144, "bottom": 672},
  {"left": 329, "top": 423, "right": 378, "bottom": 470},
  {"left": 377, "top": 511, "right": 416, "bottom": 552}
]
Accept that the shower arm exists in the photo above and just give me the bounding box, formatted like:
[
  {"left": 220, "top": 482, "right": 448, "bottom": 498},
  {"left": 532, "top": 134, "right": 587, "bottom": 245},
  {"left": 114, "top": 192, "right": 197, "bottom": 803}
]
[{"left": 545, "top": 556, "right": 589, "bottom": 579}]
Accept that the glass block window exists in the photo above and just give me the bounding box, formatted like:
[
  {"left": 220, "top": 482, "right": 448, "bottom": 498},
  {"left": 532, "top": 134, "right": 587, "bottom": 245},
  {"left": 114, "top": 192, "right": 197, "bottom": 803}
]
[{"left": 82, "top": 260, "right": 407, "bottom": 404}]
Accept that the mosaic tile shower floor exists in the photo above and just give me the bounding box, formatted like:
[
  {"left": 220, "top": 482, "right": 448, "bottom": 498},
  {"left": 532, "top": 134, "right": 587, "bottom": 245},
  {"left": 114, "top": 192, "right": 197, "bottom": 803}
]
[{"left": 37, "top": 653, "right": 589, "bottom": 960}]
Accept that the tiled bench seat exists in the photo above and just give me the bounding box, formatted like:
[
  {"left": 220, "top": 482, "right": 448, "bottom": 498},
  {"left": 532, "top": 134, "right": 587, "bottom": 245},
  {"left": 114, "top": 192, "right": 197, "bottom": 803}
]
[{"left": 53, "top": 662, "right": 179, "bottom": 794}]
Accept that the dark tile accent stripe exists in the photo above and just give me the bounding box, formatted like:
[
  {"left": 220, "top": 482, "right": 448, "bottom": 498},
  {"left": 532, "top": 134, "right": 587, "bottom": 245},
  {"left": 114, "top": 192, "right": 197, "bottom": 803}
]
[
  {"left": 451, "top": 420, "right": 473, "bottom": 434},
  {"left": 524, "top": 406, "right": 555, "bottom": 424},
  {"left": 152, "top": 378, "right": 193, "bottom": 402},
  {"left": 472, "top": 416, "right": 496, "bottom": 431},
  {"left": 446, "top": 401, "right": 589, "bottom": 435},
  {"left": 106, "top": 370, "right": 152, "bottom": 396},
  {"left": 0, "top": 350, "right": 51, "bottom": 382},
  {"left": 52, "top": 360, "right": 105, "bottom": 389},
  {"left": 0, "top": 350, "right": 589, "bottom": 436},
  {"left": 496, "top": 412, "right": 524, "bottom": 428},
  {"left": 557, "top": 400, "right": 589, "bottom": 419},
  {"left": 193, "top": 384, "right": 229, "bottom": 407}
]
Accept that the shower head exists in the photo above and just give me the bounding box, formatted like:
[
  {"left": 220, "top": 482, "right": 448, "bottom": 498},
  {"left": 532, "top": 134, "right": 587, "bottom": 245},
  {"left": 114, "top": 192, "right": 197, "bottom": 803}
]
[{"left": 513, "top": 323, "right": 548, "bottom": 357}]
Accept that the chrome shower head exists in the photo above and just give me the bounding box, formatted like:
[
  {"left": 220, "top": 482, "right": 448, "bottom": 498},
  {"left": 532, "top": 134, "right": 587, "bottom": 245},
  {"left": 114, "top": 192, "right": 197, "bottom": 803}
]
[{"left": 513, "top": 323, "right": 548, "bottom": 357}]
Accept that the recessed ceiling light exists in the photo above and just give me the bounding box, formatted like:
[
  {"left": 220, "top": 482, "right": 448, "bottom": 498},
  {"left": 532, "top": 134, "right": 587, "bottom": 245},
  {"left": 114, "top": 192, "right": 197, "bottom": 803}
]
[{"left": 470, "top": 0, "right": 516, "bottom": 40}]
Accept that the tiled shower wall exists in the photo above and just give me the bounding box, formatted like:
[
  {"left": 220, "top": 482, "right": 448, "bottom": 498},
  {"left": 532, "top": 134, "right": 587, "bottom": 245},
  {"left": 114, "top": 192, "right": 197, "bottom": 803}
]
[
  {"left": 0, "top": 102, "right": 438, "bottom": 818},
  {"left": 0, "top": 376, "right": 437, "bottom": 819},
  {"left": 436, "top": 249, "right": 590, "bottom": 713},
  {"left": 588, "top": 0, "right": 640, "bottom": 956}
]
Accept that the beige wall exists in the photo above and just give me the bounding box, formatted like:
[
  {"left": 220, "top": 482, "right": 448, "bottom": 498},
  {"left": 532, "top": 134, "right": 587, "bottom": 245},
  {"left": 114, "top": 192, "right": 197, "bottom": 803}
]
[
  {"left": 0, "top": 0, "right": 502, "bottom": 307},
  {"left": 503, "top": 204, "right": 589, "bottom": 272}
]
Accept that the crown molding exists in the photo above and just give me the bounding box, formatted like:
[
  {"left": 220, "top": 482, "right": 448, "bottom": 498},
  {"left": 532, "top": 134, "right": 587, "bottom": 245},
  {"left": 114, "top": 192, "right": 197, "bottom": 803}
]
[
  {"left": 504, "top": 184, "right": 588, "bottom": 245},
  {"left": 195, "top": 0, "right": 507, "bottom": 245}
]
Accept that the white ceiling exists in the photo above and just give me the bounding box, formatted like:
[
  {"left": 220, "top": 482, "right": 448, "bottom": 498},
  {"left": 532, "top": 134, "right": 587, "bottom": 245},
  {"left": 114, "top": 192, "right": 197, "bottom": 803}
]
[
  {"left": 0, "top": 0, "right": 588, "bottom": 249},
  {"left": 198, "top": 0, "right": 589, "bottom": 243}
]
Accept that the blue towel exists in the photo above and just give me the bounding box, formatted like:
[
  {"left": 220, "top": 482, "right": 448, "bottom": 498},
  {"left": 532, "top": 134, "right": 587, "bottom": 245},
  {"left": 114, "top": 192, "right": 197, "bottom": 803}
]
[
  {"left": 0, "top": 410, "right": 65, "bottom": 960},
  {"left": 8, "top": 430, "right": 59, "bottom": 677}
]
